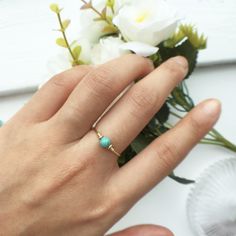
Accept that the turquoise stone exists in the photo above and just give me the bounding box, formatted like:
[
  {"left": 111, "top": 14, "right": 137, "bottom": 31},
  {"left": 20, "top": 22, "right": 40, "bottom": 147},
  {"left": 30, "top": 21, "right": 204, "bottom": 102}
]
[{"left": 100, "top": 136, "right": 111, "bottom": 148}]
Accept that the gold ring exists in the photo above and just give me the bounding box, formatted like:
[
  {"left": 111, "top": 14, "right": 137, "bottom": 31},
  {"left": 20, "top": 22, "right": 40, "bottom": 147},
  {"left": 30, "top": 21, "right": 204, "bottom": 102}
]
[{"left": 93, "top": 127, "right": 121, "bottom": 157}]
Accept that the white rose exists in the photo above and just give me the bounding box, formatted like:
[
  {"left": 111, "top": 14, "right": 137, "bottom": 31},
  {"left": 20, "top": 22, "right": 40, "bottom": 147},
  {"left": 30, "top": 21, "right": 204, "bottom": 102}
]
[
  {"left": 114, "top": 0, "right": 133, "bottom": 12},
  {"left": 91, "top": 36, "right": 130, "bottom": 65},
  {"left": 113, "top": 0, "right": 179, "bottom": 46}
]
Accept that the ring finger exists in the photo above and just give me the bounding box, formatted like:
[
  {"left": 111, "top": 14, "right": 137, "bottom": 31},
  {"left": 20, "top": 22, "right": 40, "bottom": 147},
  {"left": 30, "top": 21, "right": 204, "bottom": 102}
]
[{"left": 88, "top": 56, "right": 188, "bottom": 158}]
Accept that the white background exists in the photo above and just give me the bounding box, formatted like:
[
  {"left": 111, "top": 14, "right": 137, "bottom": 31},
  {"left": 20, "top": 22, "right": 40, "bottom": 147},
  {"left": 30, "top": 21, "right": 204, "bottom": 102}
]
[
  {"left": 1, "top": 0, "right": 236, "bottom": 94},
  {"left": 0, "top": 1, "right": 236, "bottom": 235}
]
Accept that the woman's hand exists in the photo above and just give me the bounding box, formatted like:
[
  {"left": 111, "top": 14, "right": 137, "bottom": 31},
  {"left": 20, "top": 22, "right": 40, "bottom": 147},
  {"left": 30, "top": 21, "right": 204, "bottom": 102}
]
[{"left": 0, "top": 55, "right": 221, "bottom": 236}]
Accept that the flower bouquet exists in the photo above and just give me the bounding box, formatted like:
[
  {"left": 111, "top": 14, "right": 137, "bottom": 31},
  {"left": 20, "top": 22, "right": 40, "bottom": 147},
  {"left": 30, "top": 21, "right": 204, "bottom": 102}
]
[{"left": 49, "top": 0, "right": 236, "bottom": 184}]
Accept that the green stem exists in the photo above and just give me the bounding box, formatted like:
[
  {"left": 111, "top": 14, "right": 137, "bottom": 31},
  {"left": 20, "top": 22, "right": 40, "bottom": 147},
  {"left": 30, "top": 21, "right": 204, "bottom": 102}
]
[
  {"left": 208, "top": 131, "right": 217, "bottom": 139},
  {"left": 111, "top": 6, "right": 115, "bottom": 14},
  {"left": 81, "top": 0, "right": 116, "bottom": 26},
  {"left": 203, "top": 137, "right": 223, "bottom": 144},
  {"left": 56, "top": 13, "right": 78, "bottom": 65},
  {"left": 200, "top": 140, "right": 226, "bottom": 148},
  {"left": 169, "top": 111, "right": 183, "bottom": 119},
  {"left": 212, "top": 129, "right": 236, "bottom": 152},
  {"left": 170, "top": 111, "right": 236, "bottom": 152},
  {"left": 165, "top": 122, "right": 174, "bottom": 128}
]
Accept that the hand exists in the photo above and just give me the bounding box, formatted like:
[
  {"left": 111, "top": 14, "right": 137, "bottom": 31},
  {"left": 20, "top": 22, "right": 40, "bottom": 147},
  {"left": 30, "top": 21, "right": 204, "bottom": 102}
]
[{"left": 0, "top": 55, "right": 221, "bottom": 235}]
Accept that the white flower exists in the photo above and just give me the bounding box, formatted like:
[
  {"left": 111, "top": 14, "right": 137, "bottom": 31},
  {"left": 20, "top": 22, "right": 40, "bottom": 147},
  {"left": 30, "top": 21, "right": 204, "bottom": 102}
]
[
  {"left": 120, "top": 41, "right": 158, "bottom": 57},
  {"left": 71, "top": 38, "right": 92, "bottom": 64},
  {"left": 113, "top": 0, "right": 179, "bottom": 46},
  {"left": 91, "top": 36, "right": 130, "bottom": 65},
  {"left": 47, "top": 52, "right": 72, "bottom": 77},
  {"left": 41, "top": 52, "right": 72, "bottom": 89},
  {"left": 114, "top": 0, "right": 133, "bottom": 12}
]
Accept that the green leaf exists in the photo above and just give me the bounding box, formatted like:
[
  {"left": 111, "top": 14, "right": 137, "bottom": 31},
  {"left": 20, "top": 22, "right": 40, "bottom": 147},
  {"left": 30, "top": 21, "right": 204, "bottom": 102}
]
[
  {"left": 148, "top": 53, "right": 161, "bottom": 67},
  {"left": 159, "top": 40, "right": 198, "bottom": 79},
  {"left": 169, "top": 85, "right": 194, "bottom": 112},
  {"left": 164, "top": 24, "right": 207, "bottom": 50},
  {"left": 56, "top": 38, "right": 67, "bottom": 48},
  {"left": 147, "top": 118, "right": 158, "bottom": 133},
  {"left": 131, "top": 133, "right": 154, "bottom": 154},
  {"left": 164, "top": 30, "right": 185, "bottom": 48},
  {"left": 156, "top": 124, "right": 169, "bottom": 135},
  {"left": 70, "top": 40, "right": 78, "bottom": 48},
  {"left": 179, "top": 24, "right": 207, "bottom": 50},
  {"left": 94, "top": 17, "right": 105, "bottom": 21},
  {"left": 72, "top": 46, "right": 82, "bottom": 59},
  {"left": 50, "top": 3, "right": 60, "bottom": 13},
  {"left": 62, "top": 19, "right": 71, "bottom": 30},
  {"left": 169, "top": 172, "right": 195, "bottom": 184},
  {"left": 101, "top": 7, "right": 107, "bottom": 17},
  {"left": 145, "top": 118, "right": 169, "bottom": 137},
  {"left": 106, "top": 0, "right": 115, "bottom": 8},
  {"left": 102, "top": 25, "right": 118, "bottom": 33},
  {"left": 155, "top": 103, "right": 170, "bottom": 124},
  {"left": 118, "top": 145, "right": 136, "bottom": 167}
]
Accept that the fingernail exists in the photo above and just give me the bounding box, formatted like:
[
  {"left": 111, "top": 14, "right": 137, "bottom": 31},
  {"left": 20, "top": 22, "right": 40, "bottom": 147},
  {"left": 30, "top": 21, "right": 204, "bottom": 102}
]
[
  {"left": 202, "top": 99, "right": 221, "bottom": 117},
  {"left": 172, "top": 56, "right": 188, "bottom": 69}
]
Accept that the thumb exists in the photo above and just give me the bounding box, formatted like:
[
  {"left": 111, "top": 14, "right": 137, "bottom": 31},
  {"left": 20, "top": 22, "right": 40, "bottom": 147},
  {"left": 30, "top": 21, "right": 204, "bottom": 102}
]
[{"left": 107, "top": 224, "right": 174, "bottom": 236}]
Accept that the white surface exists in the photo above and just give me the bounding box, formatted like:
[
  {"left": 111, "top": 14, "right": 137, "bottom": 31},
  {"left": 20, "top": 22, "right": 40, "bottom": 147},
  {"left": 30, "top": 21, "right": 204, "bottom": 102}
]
[
  {"left": 187, "top": 158, "right": 236, "bottom": 236},
  {"left": 0, "top": 0, "right": 236, "bottom": 93},
  {"left": 1, "top": 65, "right": 236, "bottom": 236}
]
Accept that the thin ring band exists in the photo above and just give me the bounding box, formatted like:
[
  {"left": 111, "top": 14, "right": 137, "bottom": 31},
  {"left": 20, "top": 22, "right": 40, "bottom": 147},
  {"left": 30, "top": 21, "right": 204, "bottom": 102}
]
[{"left": 93, "top": 127, "right": 121, "bottom": 157}]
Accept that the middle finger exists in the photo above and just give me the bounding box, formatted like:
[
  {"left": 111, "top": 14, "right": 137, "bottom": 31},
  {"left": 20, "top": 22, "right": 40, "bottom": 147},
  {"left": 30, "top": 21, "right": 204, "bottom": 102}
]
[
  {"left": 52, "top": 54, "right": 154, "bottom": 141},
  {"left": 91, "top": 56, "right": 188, "bottom": 157}
]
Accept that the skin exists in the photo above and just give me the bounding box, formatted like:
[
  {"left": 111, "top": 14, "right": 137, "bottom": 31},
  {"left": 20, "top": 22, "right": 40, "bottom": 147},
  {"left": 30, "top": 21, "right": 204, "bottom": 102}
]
[{"left": 0, "top": 54, "right": 221, "bottom": 236}]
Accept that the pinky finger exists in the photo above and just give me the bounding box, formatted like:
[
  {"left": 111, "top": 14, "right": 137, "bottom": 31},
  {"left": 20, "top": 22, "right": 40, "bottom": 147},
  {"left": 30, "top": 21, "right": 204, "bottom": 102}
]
[{"left": 111, "top": 99, "right": 221, "bottom": 203}]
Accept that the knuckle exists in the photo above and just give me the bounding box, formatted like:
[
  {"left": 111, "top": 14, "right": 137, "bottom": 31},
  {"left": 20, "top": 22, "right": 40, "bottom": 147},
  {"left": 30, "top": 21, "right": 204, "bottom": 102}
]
[
  {"left": 47, "top": 66, "right": 91, "bottom": 92},
  {"left": 129, "top": 85, "right": 157, "bottom": 115},
  {"left": 65, "top": 100, "right": 84, "bottom": 121},
  {"left": 72, "top": 65, "right": 92, "bottom": 74},
  {"left": 90, "top": 202, "right": 112, "bottom": 220},
  {"left": 84, "top": 66, "right": 116, "bottom": 97},
  {"left": 163, "top": 58, "right": 187, "bottom": 80},
  {"left": 155, "top": 141, "right": 178, "bottom": 170},
  {"left": 50, "top": 74, "right": 70, "bottom": 90},
  {"left": 76, "top": 196, "right": 116, "bottom": 223},
  {"left": 21, "top": 185, "right": 50, "bottom": 209},
  {"left": 67, "top": 65, "right": 92, "bottom": 79},
  {"left": 123, "top": 54, "right": 154, "bottom": 73},
  {"left": 188, "top": 116, "right": 202, "bottom": 136},
  {"left": 77, "top": 205, "right": 108, "bottom": 224},
  {"left": 106, "top": 185, "right": 129, "bottom": 218},
  {"left": 121, "top": 53, "right": 142, "bottom": 63},
  {"left": 88, "top": 196, "right": 123, "bottom": 222}
]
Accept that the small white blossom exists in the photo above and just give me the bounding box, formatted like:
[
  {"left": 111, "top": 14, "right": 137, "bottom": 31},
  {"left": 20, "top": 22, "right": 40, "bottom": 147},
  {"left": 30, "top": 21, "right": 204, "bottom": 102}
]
[
  {"left": 114, "top": 0, "right": 134, "bottom": 12},
  {"left": 91, "top": 36, "right": 130, "bottom": 65}
]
